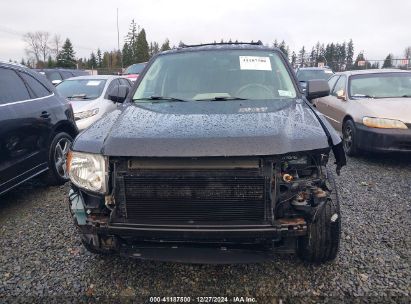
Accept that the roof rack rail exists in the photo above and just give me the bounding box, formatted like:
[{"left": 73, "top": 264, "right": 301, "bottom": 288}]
[{"left": 180, "top": 41, "right": 263, "bottom": 48}]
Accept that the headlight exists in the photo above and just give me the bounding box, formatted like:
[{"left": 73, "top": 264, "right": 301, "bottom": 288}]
[
  {"left": 362, "top": 117, "right": 408, "bottom": 129},
  {"left": 74, "top": 108, "right": 99, "bottom": 121},
  {"left": 67, "top": 151, "right": 107, "bottom": 193}
]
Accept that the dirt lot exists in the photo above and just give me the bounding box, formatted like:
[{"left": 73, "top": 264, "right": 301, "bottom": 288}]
[{"left": 0, "top": 154, "right": 410, "bottom": 303}]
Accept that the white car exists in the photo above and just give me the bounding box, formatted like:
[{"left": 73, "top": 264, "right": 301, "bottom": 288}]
[{"left": 56, "top": 75, "right": 132, "bottom": 130}]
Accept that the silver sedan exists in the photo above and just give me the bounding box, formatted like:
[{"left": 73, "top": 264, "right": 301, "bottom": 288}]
[{"left": 56, "top": 75, "right": 132, "bottom": 130}]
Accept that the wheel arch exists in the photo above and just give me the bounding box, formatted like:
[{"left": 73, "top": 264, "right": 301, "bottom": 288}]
[
  {"left": 342, "top": 115, "right": 354, "bottom": 126},
  {"left": 50, "top": 121, "right": 78, "bottom": 142}
]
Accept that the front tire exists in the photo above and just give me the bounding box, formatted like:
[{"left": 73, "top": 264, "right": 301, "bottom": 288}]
[
  {"left": 297, "top": 170, "right": 341, "bottom": 263},
  {"left": 342, "top": 120, "right": 359, "bottom": 156},
  {"left": 42, "top": 132, "right": 73, "bottom": 185}
]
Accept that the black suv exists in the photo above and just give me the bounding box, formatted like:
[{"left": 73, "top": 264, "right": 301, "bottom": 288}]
[
  {"left": 35, "top": 68, "right": 89, "bottom": 86},
  {"left": 296, "top": 67, "right": 334, "bottom": 92},
  {"left": 0, "top": 62, "right": 78, "bottom": 196},
  {"left": 67, "top": 43, "right": 346, "bottom": 263}
]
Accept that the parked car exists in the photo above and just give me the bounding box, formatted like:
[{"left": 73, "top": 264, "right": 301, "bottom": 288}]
[
  {"left": 122, "top": 63, "right": 146, "bottom": 82},
  {"left": 67, "top": 43, "right": 346, "bottom": 263},
  {"left": 35, "top": 68, "right": 89, "bottom": 86},
  {"left": 0, "top": 61, "right": 78, "bottom": 196},
  {"left": 56, "top": 75, "right": 132, "bottom": 131},
  {"left": 312, "top": 69, "right": 411, "bottom": 155},
  {"left": 296, "top": 67, "right": 334, "bottom": 92}
]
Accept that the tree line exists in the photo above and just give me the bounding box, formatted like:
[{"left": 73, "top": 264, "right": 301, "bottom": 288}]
[{"left": 20, "top": 21, "right": 411, "bottom": 72}]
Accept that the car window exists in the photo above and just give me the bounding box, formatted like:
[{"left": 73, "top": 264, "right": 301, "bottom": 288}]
[
  {"left": 125, "top": 64, "right": 145, "bottom": 74},
  {"left": 134, "top": 50, "right": 297, "bottom": 101},
  {"left": 297, "top": 69, "right": 333, "bottom": 82},
  {"left": 0, "top": 67, "right": 31, "bottom": 104},
  {"left": 349, "top": 72, "right": 411, "bottom": 98},
  {"left": 19, "top": 72, "right": 51, "bottom": 98},
  {"left": 46, "top": 71, "right": 62, "bottom": 81},
  {"left": 327, "top": 75, "right": 340, "bottom": 92},
  {"left": 61, "top": 71, "right": 73, "bottom": 79},
  {"left": 56, "top": 79, "right": 107, "bottom": 100},
  {"left": 332, "top": 76, "right": 346, "bottom": 96}
]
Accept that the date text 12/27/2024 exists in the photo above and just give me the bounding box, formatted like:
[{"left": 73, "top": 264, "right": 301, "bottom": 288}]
[{"left": 149, "top": 296, "right": 257, "bottom": 303}]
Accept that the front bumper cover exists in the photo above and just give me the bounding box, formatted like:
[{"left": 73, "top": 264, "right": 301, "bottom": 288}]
[{"left": 356, "top": 123, "right": 411, "bottom": 152}]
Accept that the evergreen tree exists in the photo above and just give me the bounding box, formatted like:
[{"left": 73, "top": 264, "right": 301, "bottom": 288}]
[
  {"left": 353, "top": 53, "right": 370, "bottom": 70},
  {"left": 97, "top": 48, "right": 102, "bottom": 67},
  {"left": 404, "top": 46, "right": 411, "bottom": 59},
  {"left": 370, "top": 62, "right": 380, "bottom": 69},
  {"left": 114, "top": 50, "right": 122, "bottom": 68},
  {"left": 20, "top": 58, "right": 26, "bottom": 66},
  {"left": 125, "top": 19, "right": 139, "bottom": 46},
  {"left": 102, "top": 51, "right": 111, "bottom": 68},
  {"left": 122, "top": 43, "right": 133, "bottom": 66},
  {"left": 337, "top": 42, "right": 347, "bottom": 71},
  {"left": 310, "top": 47, "right": 316, "bottom": 67},
  {"left": 160, "top": 39, "right": 171, "bottom": 52},
  {"left": 47, "top": 55, "right": 54, "bottom": 68},
  {"left": 382, "top": 54, "right": 393, "bottom": 68},
  {"left": 324, "top": 43, "right": 336, "bottom": 71},
  {"left": 278, "top": 40, "right": 289, "bottom": 58},
  {"left": 135, "top": 28, "right": 150, "bottom": 62},
  {"left": 315, "top": 42, "right": 321, "bottom": 59},
  {"left": 88, "top": 52, "right": 97, "bottom": 68},
  {"left": 291, "top": 51, "right": 297, "bottom": 67},
  {"left": 149, "top": 41, "right": 160, "bottom": 57},
  {"left": 57, "top": 38, "right": 76, "bottom": 68},
  {"left": 298, "top": 46, "right": 306, "bottom": 67},
  {"left": 346, "top": 39, "right": 354, "bottom": 70}
]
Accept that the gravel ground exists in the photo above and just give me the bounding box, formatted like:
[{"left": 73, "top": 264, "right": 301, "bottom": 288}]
[{"left": 0, "top": 153, "right": 410, "bottom": 303}]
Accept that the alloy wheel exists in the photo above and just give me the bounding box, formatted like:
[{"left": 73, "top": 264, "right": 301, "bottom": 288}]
[
  {"left": 54, "top": 137, "right": 72, "bottom": 179},
  {"left": 343, "top": 125, "right": 353, "bottom": 152}
]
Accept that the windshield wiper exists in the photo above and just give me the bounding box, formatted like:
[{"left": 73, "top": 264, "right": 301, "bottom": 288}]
[
  {"left": 66, "top": 94, "right": 92, "bottom": 100},
  {"left": 133, "top": 96, "right": 189, "bottom": 102},
  {"left": 195, "top": 96, "right": 248, "bottom": 101},
  {"left": 351, "top": 94, "right": 375, "bottom": 99}
]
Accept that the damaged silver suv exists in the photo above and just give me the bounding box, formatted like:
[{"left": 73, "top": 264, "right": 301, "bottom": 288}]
[{"left": 67, "top": 42, "right": 346, "bottom": 263}]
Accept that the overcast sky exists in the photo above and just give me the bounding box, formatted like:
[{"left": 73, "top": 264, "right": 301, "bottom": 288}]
[{"left": 1, "top": 0, "right": 410, "bottom": 62}]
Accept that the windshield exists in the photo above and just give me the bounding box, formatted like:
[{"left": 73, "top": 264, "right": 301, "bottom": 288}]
[
  {"left": 125, "top": 64, "right": 145, "bottom": 74},
  {"left": 133, "top": 50, "right": 297, "bottom": 102},
  {"left": 56, "top": 79, "right": 107, "bottom": 100},
  {"left": 349, "top": 72, "right": 411, "bottom": 98},
  {"left": 297, "top": 70, "right": 333, "bottom": 82}
]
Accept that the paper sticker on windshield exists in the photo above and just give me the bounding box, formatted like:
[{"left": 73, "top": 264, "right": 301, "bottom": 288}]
[
  {"left": 278, "top": 90, "right": 293, "bottom": 97},
  {"left": 86, "top": 80, "right": 101, "bottom": 86},
  {"left": 239, "top": 56, "right": 272, "bottom": 71}
]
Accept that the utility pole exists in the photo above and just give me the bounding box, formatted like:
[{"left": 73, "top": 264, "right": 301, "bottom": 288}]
[{"left": 117, "top": 8, "right": 123, "bottom": 70}]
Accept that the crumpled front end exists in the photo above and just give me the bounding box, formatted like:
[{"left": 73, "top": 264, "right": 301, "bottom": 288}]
[{"left": 69, "top": 148, "right": 340, "bottom": 263}]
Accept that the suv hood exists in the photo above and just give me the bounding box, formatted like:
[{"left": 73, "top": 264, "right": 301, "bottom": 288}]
[{"left": 73, "top": 99, "right": 331, "bottom": 157}]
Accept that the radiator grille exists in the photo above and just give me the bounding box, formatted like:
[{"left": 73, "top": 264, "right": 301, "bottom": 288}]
[{"left": 121, "top": 169, "right": 267, "bottom": 225}]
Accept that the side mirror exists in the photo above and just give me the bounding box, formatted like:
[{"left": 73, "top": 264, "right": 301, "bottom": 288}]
[
  {"left": 305, "top": 79, "right": 330, "bottom": 100},
  {"left": 52, "top": 79, "right": 62, "bottom": 86},
  {"left": 336, "top": 89, "right": 347, "bottom": 101},
  {"left": 108, "top": 85, "right": 129, "bottom": 103}
]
